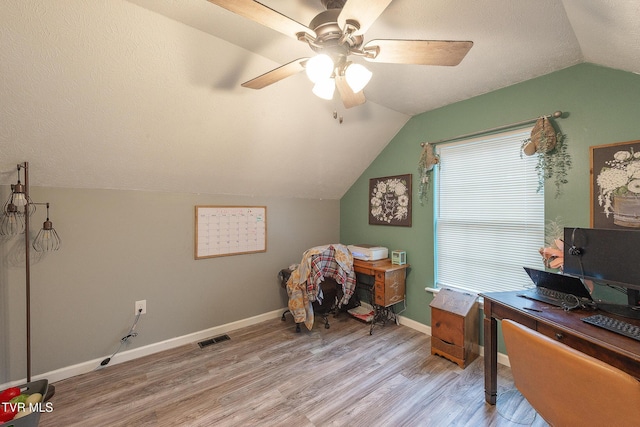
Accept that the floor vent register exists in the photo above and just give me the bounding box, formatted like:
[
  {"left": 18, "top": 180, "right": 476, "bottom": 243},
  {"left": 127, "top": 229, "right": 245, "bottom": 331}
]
[{"left": 198, "top": 334, "right": 231, "bottom": 348}]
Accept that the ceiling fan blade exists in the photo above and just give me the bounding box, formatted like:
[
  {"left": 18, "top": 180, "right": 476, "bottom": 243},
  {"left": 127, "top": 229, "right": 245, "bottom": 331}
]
[
  {"left": 241, "top": 58, "right": 308, "bottom": 89},
  {"left": 335, "top": 75, "right": 366, "bottom": 109},
  {"left": 338, "top": 0, "right": 393, "bottom": 35},
  {"left": 364, "top": 39, "right": 473, "bottom": 66},
  {"left": 207, "top": 0, "right": 315, "bottom": 39}
]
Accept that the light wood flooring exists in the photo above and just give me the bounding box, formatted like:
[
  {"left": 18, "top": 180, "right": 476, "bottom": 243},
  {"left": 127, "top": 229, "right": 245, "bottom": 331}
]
[{"left": 39, "top": 314, "right": 548, "bottom": 426}]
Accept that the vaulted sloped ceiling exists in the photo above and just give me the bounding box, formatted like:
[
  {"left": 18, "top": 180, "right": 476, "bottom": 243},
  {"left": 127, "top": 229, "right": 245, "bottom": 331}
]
[{"left": 2, "top": 0, "right": 639, "bottom": 199}]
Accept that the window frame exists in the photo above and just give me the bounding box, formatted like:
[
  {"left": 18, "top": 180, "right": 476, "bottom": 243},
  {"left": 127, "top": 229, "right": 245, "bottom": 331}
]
[{"left": 434, "top": 127, "right": 545, "bottom": 295}]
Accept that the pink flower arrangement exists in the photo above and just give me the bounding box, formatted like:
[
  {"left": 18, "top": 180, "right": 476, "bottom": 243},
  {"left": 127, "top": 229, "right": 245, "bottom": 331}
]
[{"left": 539, "top": 238, "right": 564, "bottom": 270}]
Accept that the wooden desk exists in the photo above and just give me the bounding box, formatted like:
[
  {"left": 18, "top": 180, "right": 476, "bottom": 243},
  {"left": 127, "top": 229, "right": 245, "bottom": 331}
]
[
  {"left": 481, "top": 291, "right": 640, "bottom": 405},
  {"left": 353, "top": 258, "right": 409, "bottom": 334}
]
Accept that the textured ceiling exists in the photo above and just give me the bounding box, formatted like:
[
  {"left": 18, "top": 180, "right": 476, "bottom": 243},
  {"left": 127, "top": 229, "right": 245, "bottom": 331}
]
[{"left": 2, "top": 0, "right": 640, "bottom": 199}]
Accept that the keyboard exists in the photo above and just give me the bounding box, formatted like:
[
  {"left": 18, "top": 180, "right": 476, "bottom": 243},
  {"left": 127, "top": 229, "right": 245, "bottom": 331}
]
[
  {"left": 581, "top": 314, "right": 640, "bottom": 342},
  {"left": 537, "top": 287, "right": 564, "bottom": 300},
  {"left": 518, "top": 287, "right": 580, "bottom": 308}
]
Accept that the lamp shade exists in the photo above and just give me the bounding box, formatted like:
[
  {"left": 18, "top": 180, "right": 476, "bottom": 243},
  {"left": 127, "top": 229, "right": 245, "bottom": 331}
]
[
  {"left": 345, "top": 63, "right": 372, "bottom": 93},
  {"left": 0, "top": 203, "right": 25, "bottom": 235},
  {"left": 305, "top": 54, "right": 334, "bottom": 83},
  {"left": 312, "top": 78, "right": 336, "bottom": 100},
  {"left": 32, "top": 203, "right": 60, "bottom": 252},
  {"left": 32, "top": 220, "right": 61, "bottom": 252}
]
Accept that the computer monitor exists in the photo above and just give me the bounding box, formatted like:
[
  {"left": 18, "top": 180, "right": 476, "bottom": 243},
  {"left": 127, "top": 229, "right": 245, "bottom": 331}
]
[{"left": 563, "top": 227, "right": 640, "bottom": 319}]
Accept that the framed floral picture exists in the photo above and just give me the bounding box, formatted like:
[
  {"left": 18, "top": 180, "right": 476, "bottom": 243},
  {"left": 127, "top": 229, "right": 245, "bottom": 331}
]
[
  {"left": 369, "top": 174, "right": 412, "bottom": 226},
  {"left": 590, "top": 140, "right": 640, "bottom": 229}
]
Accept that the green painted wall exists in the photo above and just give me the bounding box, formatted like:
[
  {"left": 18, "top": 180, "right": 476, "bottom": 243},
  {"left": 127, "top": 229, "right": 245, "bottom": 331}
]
[{"left": 340, "top": 63, "right": 640, "bottom": 330}]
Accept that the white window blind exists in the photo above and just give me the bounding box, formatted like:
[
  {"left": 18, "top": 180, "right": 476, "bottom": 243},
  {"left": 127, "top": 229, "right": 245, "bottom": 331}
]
[{"left": 435, "top": 128, "right": 544, "bottom": 294}]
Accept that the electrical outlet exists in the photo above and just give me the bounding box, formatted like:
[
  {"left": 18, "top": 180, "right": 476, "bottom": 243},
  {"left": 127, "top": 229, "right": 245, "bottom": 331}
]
[{"left": 135, "top": 300, "right": 147, "bottom": 315}]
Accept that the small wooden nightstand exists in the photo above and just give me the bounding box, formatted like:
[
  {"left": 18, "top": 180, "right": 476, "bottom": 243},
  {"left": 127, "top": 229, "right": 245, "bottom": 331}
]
[{"left": 430, "top": 288, "right": 479, "bottom": 368}]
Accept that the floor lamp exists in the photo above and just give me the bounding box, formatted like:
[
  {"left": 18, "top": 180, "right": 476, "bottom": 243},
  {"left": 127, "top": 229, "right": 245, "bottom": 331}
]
[{"left": 1, "top": 162, "right": 60, "bottom": 398}]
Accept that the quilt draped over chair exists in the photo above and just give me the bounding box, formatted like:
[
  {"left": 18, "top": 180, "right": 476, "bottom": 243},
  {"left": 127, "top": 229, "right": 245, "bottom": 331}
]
[{"left": 286, "top": 244, "right": 356, "bottom": 330}]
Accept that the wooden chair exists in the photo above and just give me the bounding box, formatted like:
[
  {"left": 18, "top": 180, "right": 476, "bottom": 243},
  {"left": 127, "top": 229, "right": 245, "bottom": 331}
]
[{"left": 502, "top": 319, "right": 640, "bottom": 427}]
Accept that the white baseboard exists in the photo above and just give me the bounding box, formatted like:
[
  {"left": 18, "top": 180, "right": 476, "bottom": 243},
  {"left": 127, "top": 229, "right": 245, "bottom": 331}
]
[
  {"left": 1, "top": 308, "right": 285, "bottom": 389},
  {"left": 397, "top": 315, "right": 431, "bottom": 335},
  {"left": 498, "top": 351, "right": 511, "bottom": 367},
  {"left": 2, "top": 308, "right": 509, "bottom": 390}
]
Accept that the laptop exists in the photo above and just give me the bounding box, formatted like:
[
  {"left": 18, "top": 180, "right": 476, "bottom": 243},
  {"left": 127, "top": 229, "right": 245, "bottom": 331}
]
[{"left": 518, "top": 267, "right": 593, "bottom": 308}]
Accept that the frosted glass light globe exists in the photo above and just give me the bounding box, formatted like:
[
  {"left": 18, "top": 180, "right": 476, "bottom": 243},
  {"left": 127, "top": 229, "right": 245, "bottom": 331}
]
[
  {"left": 345, "top": 63, "right": 372, "bottom": 93},
  {"left": 312, "top": 78, "right": 336, "bottom": 100},
  {"left": 306, "top": 54, "right": 334, "bottom": 83}
]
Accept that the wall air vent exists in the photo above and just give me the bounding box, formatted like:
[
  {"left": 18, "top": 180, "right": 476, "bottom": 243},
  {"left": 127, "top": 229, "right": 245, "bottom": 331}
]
[{"left": 198, "top": 334, "right": 230, "bottom": 348}]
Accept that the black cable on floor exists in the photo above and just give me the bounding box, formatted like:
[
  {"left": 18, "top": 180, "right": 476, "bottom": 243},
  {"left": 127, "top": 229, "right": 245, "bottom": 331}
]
[{"left": 96, "top": 309, "right": 143, "bottom": 369}]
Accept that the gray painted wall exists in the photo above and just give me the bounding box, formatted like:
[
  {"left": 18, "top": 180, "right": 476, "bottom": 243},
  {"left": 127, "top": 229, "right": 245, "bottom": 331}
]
[{"left": 0, "top": 186, "right": 339, "bottom": 383}]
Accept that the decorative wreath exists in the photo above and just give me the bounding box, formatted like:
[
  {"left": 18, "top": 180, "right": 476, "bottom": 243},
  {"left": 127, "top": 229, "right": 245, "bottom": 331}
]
[{"left": 522, "top": 116, "right": 557, "bottom": 156}]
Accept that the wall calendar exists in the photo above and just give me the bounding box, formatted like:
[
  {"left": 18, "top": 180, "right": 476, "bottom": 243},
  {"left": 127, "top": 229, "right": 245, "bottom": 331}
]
[{"left": 195, "top": 206, "right": 267, "bottom": 259}]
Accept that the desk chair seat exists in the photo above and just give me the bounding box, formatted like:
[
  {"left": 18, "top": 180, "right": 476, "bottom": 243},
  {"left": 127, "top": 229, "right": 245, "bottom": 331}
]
[{"left": 502, "top": 319, "right": 640, "bottom": 427}]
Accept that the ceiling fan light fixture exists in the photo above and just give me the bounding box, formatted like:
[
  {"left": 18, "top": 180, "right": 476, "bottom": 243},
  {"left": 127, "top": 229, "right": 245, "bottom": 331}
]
[
  {"left": 345, "top": 63, "right": 372, "bottom": 93},
  {"left": 312, "top": 78, "right": 336, "bottom": 100},
  {"left": 305, "top": 54, "right": 334, "bottom": 83},
  {"left": 209, "top": 0, "right": 473, "bottom": 109}
]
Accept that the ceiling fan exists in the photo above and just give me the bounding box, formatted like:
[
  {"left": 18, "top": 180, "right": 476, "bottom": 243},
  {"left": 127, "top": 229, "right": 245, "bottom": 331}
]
[{"left": 207, "top": 0, "right": 473, "bottom": 108}]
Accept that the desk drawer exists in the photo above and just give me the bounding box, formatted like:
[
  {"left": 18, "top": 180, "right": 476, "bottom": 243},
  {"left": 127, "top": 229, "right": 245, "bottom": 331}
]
[
  {"left": 491, "top": 303, "right": 537, "bottom": 329},
  {"left": 535, "top": 322, "right": 615, "bottom": 364},
  {"left": 536, "top": 323, "right": 580, "bottom": 345},
  {"left": 374, "top": 282, "right": 385, "bottom": 305},
  {"left": 356, "top": 267, "right": 376, "bottom": 276},
  {"left": 374, "top": 282, "right": 405, "bottom": 306}
]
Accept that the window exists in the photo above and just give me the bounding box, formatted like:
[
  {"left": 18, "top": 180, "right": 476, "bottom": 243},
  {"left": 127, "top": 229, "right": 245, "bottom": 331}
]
[{"left": 435, "top": 128, "right": 544, "bottom": 294}]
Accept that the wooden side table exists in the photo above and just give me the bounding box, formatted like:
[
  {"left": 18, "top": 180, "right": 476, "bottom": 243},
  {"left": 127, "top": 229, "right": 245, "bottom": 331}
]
[
  {"left": 430, "top": 288, "right": 479, "bottom": 368},
  {"left": 353, "top": 258, "right": 410, "bottom": 334}
]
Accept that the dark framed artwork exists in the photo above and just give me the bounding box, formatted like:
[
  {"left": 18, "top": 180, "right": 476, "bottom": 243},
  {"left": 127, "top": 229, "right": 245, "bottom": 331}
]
[
  {"left": 369, "top": 174, "right": 412, "bottom": 226},
  {"left": 590, "top": 140, "right": 640, "bottom": 229}
]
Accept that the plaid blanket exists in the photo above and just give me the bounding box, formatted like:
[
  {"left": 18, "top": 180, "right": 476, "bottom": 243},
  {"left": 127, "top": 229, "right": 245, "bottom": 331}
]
[
  {"left": 308, "top": 246, "right": 356, "bottom": 305},
  {"left": 286, "top": 244, "right": 357, "bottom": 330}
]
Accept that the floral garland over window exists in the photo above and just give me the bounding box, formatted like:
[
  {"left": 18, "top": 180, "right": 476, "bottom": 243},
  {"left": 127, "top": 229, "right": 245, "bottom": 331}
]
[
  {"left": 369, "top": 174, "right": 412, "bottom": 226},
  {"left": 520, "top": 117, "right": 571, "bottom": 198},
  {"left": 417, "top": 143, "right": 439, "bottom": 205}
]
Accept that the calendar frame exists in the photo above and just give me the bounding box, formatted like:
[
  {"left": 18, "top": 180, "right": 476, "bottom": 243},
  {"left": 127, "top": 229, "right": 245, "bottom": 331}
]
[{"left": 195, "top": 205, "right": 267, "bottom": 259}]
